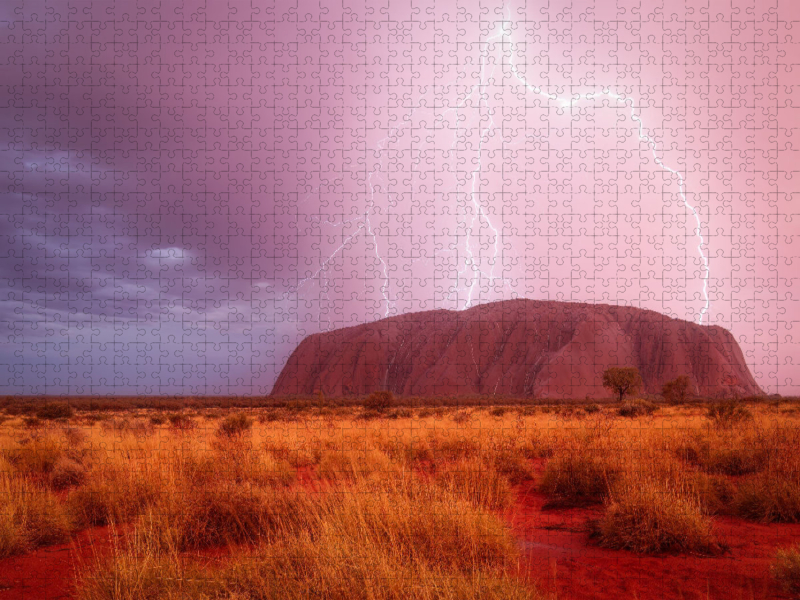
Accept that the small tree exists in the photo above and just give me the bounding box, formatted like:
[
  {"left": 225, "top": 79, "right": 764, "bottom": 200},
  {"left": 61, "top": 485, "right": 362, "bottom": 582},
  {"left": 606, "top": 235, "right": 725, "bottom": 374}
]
[
  {"left": 662, "top": 375, "right": 692, "bottom": 404},
  {"left": 602, "top": 367, "right": 643, "bottom": 402}
]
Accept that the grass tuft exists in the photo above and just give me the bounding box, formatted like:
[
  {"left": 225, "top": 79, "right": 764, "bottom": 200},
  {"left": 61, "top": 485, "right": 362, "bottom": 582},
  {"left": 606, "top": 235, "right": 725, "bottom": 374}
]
[
  {"left": 595, "top": 473, "right": 720, "bottom": 555},
  {"left": 0, "top": 467, "right": 72, "bottom": 558},
  {"left": 434, "top": 457, "right": 514, "bottom": 510},
  {"left": 771, "top": 544, "right": 800, "bottom": 597}
]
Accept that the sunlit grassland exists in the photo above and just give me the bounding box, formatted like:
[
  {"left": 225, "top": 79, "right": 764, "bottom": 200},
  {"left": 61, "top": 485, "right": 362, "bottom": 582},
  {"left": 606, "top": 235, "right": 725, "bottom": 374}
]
[{"left": 0, "top": 399, "right": 799, "bottom": 598}]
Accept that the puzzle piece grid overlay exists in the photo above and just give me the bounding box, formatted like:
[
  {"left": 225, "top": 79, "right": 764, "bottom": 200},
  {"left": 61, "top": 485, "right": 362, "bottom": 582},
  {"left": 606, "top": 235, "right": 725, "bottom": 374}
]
[{"left": 1, "top": 0, "right": 799, "bottom": 395}]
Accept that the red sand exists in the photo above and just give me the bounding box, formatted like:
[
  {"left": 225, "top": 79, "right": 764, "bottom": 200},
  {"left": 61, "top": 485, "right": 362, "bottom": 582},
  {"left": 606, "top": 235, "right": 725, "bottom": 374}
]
[
  {"left": 0, "top": 526, "right": 116, "bottom": 600},
  {"left": 507, "top": 486, "right": 800, "bottom": 600}
]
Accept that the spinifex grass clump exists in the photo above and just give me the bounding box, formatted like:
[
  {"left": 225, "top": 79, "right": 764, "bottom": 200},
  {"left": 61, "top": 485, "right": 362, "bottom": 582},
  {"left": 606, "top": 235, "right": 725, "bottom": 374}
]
[
  {"left": 141, "top": 482, "right": 315, "bottom": 550},
  {"left": 317, "top": 448, "right": 395, "bottom": 480},
  {"left": 539, "top": 431, "right": 622, "bottom": 507},
  {"left": 771, "top": 544, "right": 800, "bottom": 597},
  {"left": 595, "top": 472, "right": 720, "bottom": 555},
  {"left": 733, "top": 450, "right": 800, "bottom": 523},
  {"left": 676, "top": 427, "right": 771, "bottom": 476},
  {"left": 0, "top": 462, "right": 72, "bottom": 558},
  {"left": 3, "top": 434, "right": 64, "bottom": 476},
  {"left": 49, "top": 456, "right": 87, "bottom": 489}
]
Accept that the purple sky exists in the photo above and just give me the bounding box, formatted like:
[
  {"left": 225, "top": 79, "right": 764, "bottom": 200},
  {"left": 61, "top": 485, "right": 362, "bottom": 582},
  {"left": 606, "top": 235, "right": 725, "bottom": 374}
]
[{"left": 2, "top": 0, "right": 799, "bottom": 395}]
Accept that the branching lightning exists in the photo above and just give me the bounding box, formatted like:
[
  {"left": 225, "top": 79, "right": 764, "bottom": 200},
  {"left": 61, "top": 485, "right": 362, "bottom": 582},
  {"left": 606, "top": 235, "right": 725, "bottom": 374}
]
[
  {"left": 296, "top": 5, "right": 712, "bottom": 326},
  {"left": 497, "top": 7, "right": 710, "bottom": 323}
]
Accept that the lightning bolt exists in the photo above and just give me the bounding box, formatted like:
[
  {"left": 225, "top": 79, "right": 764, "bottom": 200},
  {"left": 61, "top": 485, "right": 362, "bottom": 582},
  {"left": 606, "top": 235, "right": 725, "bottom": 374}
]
[
  {"left": 498, "top": 7, "right": 710, "bottom": 324},
  {"left": 294, "top": 5, "right": 711, "bottom": 327}
]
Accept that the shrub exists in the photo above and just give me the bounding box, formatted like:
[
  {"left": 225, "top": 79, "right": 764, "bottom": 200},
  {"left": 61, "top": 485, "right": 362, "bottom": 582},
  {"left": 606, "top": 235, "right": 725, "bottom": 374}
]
[
  {"left": 676, "top": 430, "right": 769, "bottom": 476},
  {"left": 100, "top": 417, "right": 154, "bottom": 437},
  {"left": 211, "top": 438, "right": 294, "bottom": 487},
  {"left": 772, "top": 544, "right": 800, "bottom": 597},
  {"left": 387, "top": 408, "right": 412, "bottom": 419},
  {"left": 686, "top": 471, "right": 735, "bottom": 516},
  {"left": 452, "top": 410, "right": 471, "bottom": 424},
  {"left": 67, "top": 464, "right": 163, "bottom": 527},
  {"left": 259, "top": 409, "right": 282, "bottom": 423},
  {"left": 36, "top": 402, "right": 74, "bottom": 421},
  {"left": 662, "top": 375, "right": 692, "bottom": 404},
  {"left": 217, "top": 413, "right": 253, "bottom": 437},
  {"left": 356, "top": 408, "right": 384, "bottom": 421},
  {"left": 583, "top": 403, "right": 601, "bottom": 414},
  {"left": 595, "top": 475, "right": 719, "bottom": 555},
  {"left": 618, "top": 399, "right": 657, "bottom": 417},
  {"left": 364, "top": 390, "right": 393, "bottom": 411},
  {"left": 23, "top": 416, "right": 42, "bottom": 428},
  {"left": 707, "top": 401, "right": 753, "bottom": 428},
  {"left": 431, "top": 436, "right": 481, "bottom": 461},
  {"left": 167, "top": 413, "right": 195, "bottom": 430},
  {"left": 61, "top": 426, "right": 86, "bottom": 447}
]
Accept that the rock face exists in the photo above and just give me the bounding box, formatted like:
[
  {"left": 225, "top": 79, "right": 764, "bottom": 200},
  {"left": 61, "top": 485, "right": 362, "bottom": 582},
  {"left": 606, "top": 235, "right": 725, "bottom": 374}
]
[{"left": 272, "top": 300, "right": 762, "bottom": 399}]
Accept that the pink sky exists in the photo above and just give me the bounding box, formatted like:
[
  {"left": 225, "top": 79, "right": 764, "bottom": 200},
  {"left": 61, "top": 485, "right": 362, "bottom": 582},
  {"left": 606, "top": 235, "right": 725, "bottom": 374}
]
[{"left": 1, "top": 0, "right": 799, "bottom": 395}]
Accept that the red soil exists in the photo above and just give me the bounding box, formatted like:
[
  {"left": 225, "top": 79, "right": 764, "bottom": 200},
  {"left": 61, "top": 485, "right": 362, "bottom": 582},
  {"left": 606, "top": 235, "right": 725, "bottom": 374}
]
[
  {"left": 0, "top": 526, "right": 116, "bottom": 600},
  {"left": 507, "top": 485, "right": 800, "bottom": 600}
]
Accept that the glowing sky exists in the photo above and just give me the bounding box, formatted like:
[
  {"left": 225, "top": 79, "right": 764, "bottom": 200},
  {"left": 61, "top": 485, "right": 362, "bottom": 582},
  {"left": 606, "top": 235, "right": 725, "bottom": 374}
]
[{"left": 2, "top": 0, "right": 799, "bottom": 395}]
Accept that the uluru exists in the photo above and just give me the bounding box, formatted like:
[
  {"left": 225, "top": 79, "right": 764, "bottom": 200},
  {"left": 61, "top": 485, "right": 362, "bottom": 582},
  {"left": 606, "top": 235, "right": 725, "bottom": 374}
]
[{"left": 272, "top": 300, "right": 762, "bottom": 399}]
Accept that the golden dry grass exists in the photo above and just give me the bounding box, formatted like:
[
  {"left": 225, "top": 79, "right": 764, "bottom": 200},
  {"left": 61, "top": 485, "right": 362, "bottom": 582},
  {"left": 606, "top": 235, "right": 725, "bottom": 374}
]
[
  {"left": 0, "top": 458, "right": 72, "bottom": 558},
  {"left": 0, "top": 398, "right": 798, "bottom": 596},
  {"left": 595, "top": 469, "right": 720, "bottom": 554},
  {"left": 771, "top": 543, "right": 800, "bottom": 597}
]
